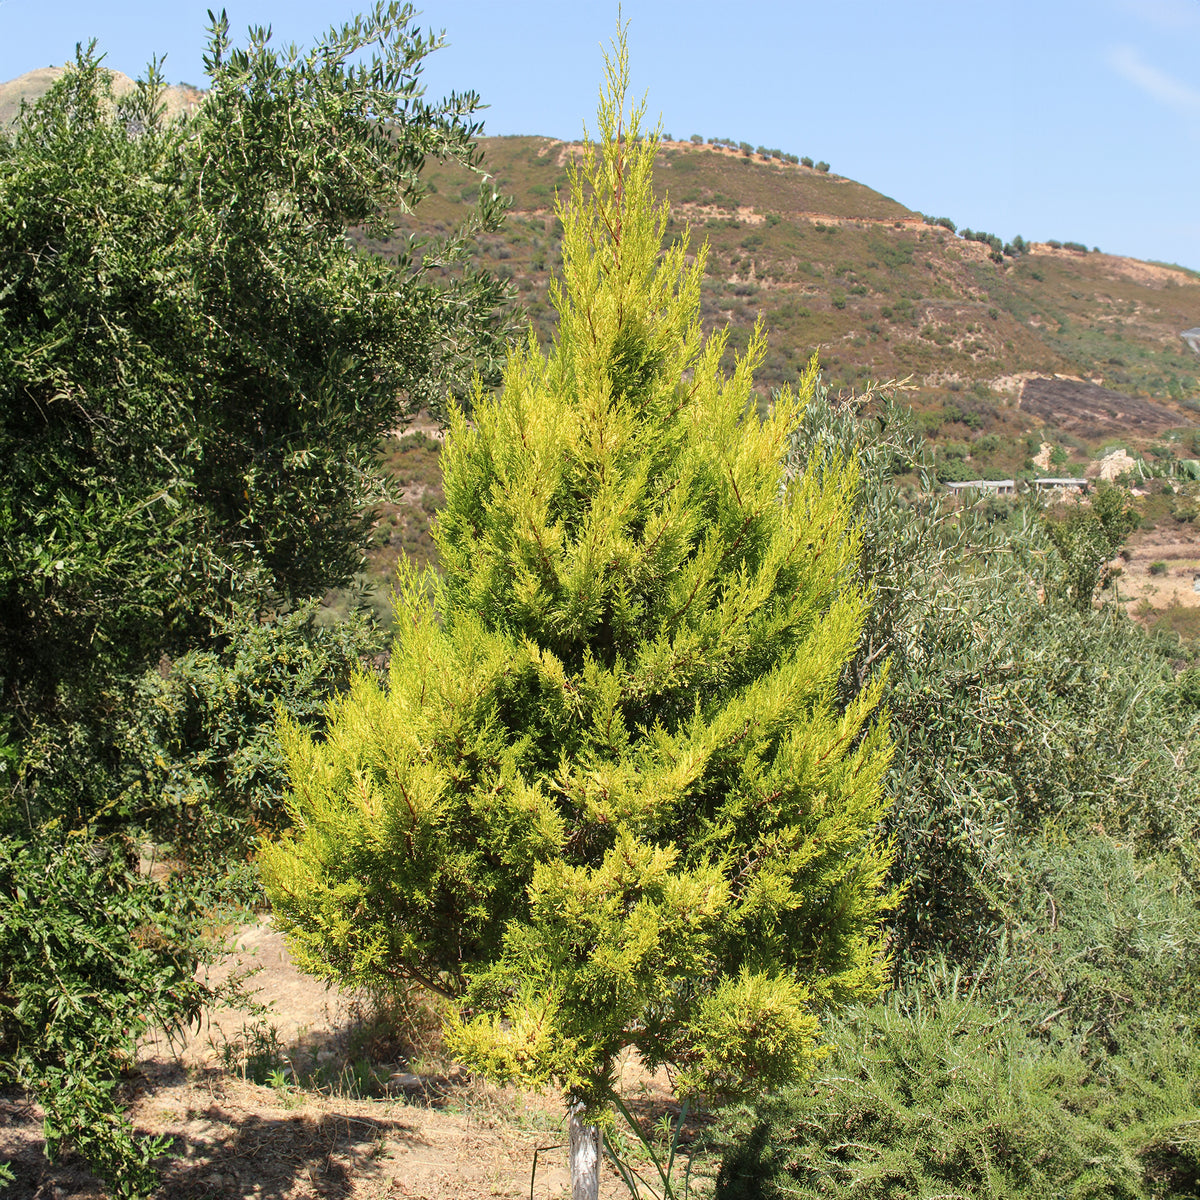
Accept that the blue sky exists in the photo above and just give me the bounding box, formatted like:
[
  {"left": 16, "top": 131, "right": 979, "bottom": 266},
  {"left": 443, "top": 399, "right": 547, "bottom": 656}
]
[{"left": 2, "top": 0, "right": 1198, "bottom": 269}]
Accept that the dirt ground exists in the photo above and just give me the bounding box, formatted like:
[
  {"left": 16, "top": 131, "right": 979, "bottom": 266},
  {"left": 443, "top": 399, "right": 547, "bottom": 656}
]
[
  {"left": 1, "top": 924, "right": 696, "bottom": 1200},
  {"left": 1118, "top": 525, "right": 1200, "bottom": 615}
]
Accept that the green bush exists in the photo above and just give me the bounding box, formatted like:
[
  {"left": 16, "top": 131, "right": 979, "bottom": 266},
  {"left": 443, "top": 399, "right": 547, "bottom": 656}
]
[
  {"left": 716, "top": 832, "right": 1200, "bottom": 1198},
  {"left": 786, "top": 389, "right": 1198, "bottom": 972},
  {"left": 1151, "top": 560, "right": 1170, "bottom": 576},
  {"left": 127, "top": 603, "right": 384, "bottom": 865},
  {"left": 0, "top": 839, "right": 220, "bottom": 1195},
  {"left": 716, "top": 972, "right": 1200, "bottom": 1199},
  {"left": 0, "top": 6, "right": 500, "bottom": 1189},
  {"left": 0, "top": 14, "right": 509, "bottom": 831}
]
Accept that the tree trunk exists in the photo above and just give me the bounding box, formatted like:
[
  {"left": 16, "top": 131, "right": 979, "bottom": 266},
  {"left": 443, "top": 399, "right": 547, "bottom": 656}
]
[{"left": 569, "top": 1097, "right": 601, "bottom": 1200}]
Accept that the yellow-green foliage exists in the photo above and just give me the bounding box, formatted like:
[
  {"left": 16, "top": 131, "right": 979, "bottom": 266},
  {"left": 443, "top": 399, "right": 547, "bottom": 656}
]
[{"left": 261, "top": 36, "right": 895, "bottom": 1111}]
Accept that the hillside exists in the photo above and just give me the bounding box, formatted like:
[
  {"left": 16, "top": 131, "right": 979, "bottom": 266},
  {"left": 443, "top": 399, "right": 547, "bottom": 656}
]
[
  {"left": 0, "top": 66, "right": 202, "bottom": 126},
  {"left": 6, "top": 68, "right": 1200, "bottom": 615},
  {"left": 377, "top": 135, "right": 1200, "bottom": 482},
  {"left": 4, "top": 63, "right": 1196, "bottom": 472}
]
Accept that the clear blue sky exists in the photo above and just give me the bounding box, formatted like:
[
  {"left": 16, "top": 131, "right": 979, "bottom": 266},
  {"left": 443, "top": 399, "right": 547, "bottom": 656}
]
[{"left": 3, "top": 0, "right": 1198, "bottom": 269}]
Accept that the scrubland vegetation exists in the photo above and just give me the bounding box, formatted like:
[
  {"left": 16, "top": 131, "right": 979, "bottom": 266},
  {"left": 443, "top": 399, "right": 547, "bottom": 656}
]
[{"left": 2, "top": 9, "right": 1200, "bottom": 1200}]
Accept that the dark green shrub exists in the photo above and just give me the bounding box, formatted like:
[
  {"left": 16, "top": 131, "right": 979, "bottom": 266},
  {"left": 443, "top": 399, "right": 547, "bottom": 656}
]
[
  {"left": 127, "top": 603, "right": 384, "bottom": 864},
  {"left": 0, "top": 839, "right": 219, "bottom": 1195},
  {"left": 0, "top": 22, "right": 509, "bottom": 833},
  {"left": 715, "top": 970, "right": 1200, "bottom": 1200},
  {"left": 815, "top": 160, "right": 830, "bottom": 173},
  {"left": 1178, "top": 666, "right": 1200, "bottom": 707},
  {"left": 1151, "top": 561, "right": 1170, "bottom": 576},
  {"left": 716, "top": 831, "right": 1200, "bottom": 1199},
  {"left": 800, "top": 155, "right": 813, "bottom": 167},
  {"left": 1043, "top": 482, "right": 1138, "bottom": 610}
]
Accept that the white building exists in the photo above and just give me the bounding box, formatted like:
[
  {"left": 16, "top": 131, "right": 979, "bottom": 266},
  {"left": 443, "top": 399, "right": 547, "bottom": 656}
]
[{"left": 945, "top": 479, "right": 1016, "bottom": 495}]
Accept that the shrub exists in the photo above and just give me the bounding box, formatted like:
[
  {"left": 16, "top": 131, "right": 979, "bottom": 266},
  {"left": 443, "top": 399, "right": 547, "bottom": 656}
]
[
  {"left": 0, "top": 7, "right": 504, "bottom": 1188},
  {"left": 800, "top": 155, "right": 813, "bottom": 167},
  {"left": 1043, "top": 482, "right": 1138, "bottom": 610},
  {"left": 263, "top": 34, "right": 896, "bottom": 1196},
  {"left": 715, "top": 950, "right": 1200, "bottom": 1199},
  {"left": 1, "top": 14, "right": 510, "bottom": 830},
  {"left": 716, "top": 831, "right": 1200, "bottom": 1199},
  {"left": 815, "top": 160, "right": 830, "bottom": 173},
  {"left": 785, "top": 392, "right": 1199, "bottom": 973},
  {"left": 127, "top": 603, "right": 384, "bottom": 865},
  {"left": 1151, "top": 560, "right": 1170, "bottom": 576},
  {"left": 0, "top": 838, "right": 219, "bottom": 1195}
]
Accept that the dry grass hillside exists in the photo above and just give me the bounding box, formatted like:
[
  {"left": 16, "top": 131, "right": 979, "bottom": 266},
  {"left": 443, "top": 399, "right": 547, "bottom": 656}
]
[
  {"left": 377, "top": 135, "right": 1200, "bottom": 484},
  {"left": 5, "top": 66, "right": 1200, "bottom": 626}
]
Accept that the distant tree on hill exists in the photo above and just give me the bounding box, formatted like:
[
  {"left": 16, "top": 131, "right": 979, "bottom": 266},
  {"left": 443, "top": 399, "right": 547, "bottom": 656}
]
[{"left": 1043, "top": 483, "right": 1138, "bottom": 611}]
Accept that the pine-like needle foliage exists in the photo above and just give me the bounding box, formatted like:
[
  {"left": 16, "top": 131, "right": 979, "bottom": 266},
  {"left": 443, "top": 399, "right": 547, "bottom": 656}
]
[{"left": 262, "top": 36, "right": 896, "bottom": 1111}]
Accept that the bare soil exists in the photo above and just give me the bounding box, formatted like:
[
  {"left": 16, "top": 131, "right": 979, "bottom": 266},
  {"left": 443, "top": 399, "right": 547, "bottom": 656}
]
[
  {"left": 1119, "top": 525, "right": 1200, "bottom": 613},
  {"left": 1, "top": 924, "right": 691, "bottom": 1200},
  {"left": 1017, "top": 377, "right": 1184, "bottom": 439}
]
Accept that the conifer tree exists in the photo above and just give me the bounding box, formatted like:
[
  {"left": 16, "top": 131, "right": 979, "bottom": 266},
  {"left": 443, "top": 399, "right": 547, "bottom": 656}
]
[{"left": 262, "top": 30, "right": 895, "bottom": 1195}]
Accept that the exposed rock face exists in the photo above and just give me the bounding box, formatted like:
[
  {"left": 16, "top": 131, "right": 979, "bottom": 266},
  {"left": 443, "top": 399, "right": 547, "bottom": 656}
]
[
  {"left": 1033, "top": 442, "right": 1054, "bottom": 470},
  {"left": 1088, "top": 448, "right": 1139, "bottom": 481}
]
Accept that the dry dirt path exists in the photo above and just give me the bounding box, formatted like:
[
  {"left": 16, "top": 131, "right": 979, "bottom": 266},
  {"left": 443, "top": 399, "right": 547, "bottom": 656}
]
[{"left": 2, "top": 922, "right": 688, "bottom": 1199}]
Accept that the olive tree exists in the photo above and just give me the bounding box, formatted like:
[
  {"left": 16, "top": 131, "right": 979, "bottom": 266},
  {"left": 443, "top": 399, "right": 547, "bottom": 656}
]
[{"left": 0, "top": 2, "right": 510, "bottom": 827}]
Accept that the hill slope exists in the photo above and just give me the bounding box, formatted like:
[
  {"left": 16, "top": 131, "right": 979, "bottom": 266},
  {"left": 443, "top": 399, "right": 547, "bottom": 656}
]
[
  {"left": 384, "top": 135, "right": 1200, "bottom": 479},
  {"left": 4, "top": 62, "right": 1199, "bottom": 473},
  {"left": 0, "top": 66, "right": 202, "bottom": 126}
]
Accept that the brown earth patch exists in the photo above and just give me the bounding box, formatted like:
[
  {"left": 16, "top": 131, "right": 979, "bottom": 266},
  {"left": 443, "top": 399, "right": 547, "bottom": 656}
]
[
  {"left": 1017, "top": 376, "right": 1187, "bottom": 438},
  {"left": 1119, "top": 526, "right": 1200, "bottom": 614},
  {"left": 2, "top": 923, "right": 694, "bottom": 1200}
]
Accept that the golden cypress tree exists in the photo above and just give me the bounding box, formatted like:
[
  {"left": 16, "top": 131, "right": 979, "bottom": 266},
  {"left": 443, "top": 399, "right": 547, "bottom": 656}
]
[{"left": 261, "top": 30, "right": 895, "bottom": 1193}]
